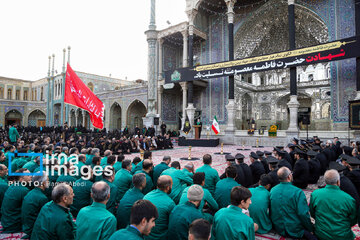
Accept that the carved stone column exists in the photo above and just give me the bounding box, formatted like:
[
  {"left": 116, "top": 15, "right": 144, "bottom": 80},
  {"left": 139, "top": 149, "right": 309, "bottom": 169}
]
[
  {"left": 180, "top": 82, "right": 188, "bottom": 130},
  {"left": 158, "top": 38, "right": 164, "bottom": 80},
  {"left": 182, "top": 30, "right": 188, "bottom": 68},
  {"left": 82, "top": 110, "right": 86, "bottom": 127}
]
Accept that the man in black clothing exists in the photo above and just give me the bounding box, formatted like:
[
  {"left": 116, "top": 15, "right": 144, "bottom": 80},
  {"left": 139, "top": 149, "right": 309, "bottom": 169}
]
[
  {"left": 257, "top": 151, "right": 269, "bottom": 174},
  {"left": 292, "top": 148, "right": 310, "bottom": 189},
  {"left": 148, "top": 125, "right": 155, "bottom": 137},
  {"left": 274, "top": 148, "right": 292, "bottom": 171},
  {"left": 235, "top": 153, "right": 252, "bottom": 188},
  {"left": 160, "top": 122, "right": 167, "bottom": 136},
  {"left": 134, "top": 126, "right": 140, "bottom": 136},
  {"left": 307, "top": 150, "right": 321, "bottom": 184},
  {"left": 220, "top": 155, "right": 245, "bottom": 186},
  {"left": 249, "top": 152, "right": 265, "bottom": 185},
  {"left": 267, "top": 156, "right": 280, "bottom": 188},
  {"left": 343, "top": 156, "right": 360, "bottom": 197}
]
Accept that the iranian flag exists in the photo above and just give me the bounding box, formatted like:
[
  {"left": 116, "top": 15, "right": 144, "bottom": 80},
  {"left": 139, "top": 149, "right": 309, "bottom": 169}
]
[{"left": 211, "top": 116, "right": 220, "bottom": 135}]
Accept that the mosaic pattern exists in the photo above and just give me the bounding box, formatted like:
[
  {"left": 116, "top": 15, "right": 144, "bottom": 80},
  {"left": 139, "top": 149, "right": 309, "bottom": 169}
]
[
  {"left": 5, "top": 106, "right": 24, "bottom": 115},
  {"left": 163, "top": 44, "right": 178, "bottom": 71},
  {"left": 162, "top": 92, "right": 177, "bottom": 122}
]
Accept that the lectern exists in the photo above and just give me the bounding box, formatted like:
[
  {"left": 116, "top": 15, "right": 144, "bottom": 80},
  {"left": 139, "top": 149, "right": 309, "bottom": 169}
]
[{"left": 193, "top": 125, "right": 201, "bottom": 139}]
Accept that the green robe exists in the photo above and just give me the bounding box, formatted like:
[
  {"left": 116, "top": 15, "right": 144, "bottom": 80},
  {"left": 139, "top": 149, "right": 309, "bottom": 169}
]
[
  {"left": 161, "top": 167, "right": 193, "bottom": 204},
  {"left": 195, "top": 164, "right": 220, "bottom": 195},
  {"left": 117, "top": 187, "right": 144, "bottom": 229},
  {"left": 71, "top": 178, "right": 93, "bottom": 217},
  {"left": 56, "top": 174, "right": 77, "bottom": 186},
  {"left": 103, "top": 179, "right": 119, "bottom": 215},
  {"left": 143, "top": 189, "right": 176, "bottom": 240},
  {"left": 249, "top": 186, "right": 272, "bottom": 234},
  {"left": 85, "top": 154, "right": 94, "bottom": 165},
  {"left": 9, "top": 126, "right": 20, "bottom": 143},
  {"left": 1, "top": 184, "right": 29, "bottom": 233},
  {"left": 152, "top": 162, "right": 169, "bottom": 187},
  {"left": 269, "top": 182, "right": 313, "bottom": 238},
  {"left": 101, "top": 156, "right": 108, "bottom": 166},
  {"left": 179, "top": 185, "right": 218, "bottom": 212},
  {"left": 0, "top": 182, "right": 9, "bottom": 219},
  {"left": 132, "top": 161, "right": 143, "bottom": 174},
  {"left": 211, "top": 205, "right": 254, "bottom": 240},
  {"left": 214, "top": 178, "right": 240, "bottom": 209},
  {"left": 114, "top": 168, "right": 133, "bottom": 201},
  {"left": 11, "top": 157, "right": 28, "bottom": 172},
  {"left": 135, "top": 170, "right": 153, "bottom": 195},
  {"left": 310, "top": 185, "right": 357, "bottom": 240},
  {"left": 76, "top": 202, "right": 117, "bottom": 240},
  {"left": 167, "top": 201, "right": 204, "bottom": 240},
  {"left": 5, "top": 151, "right": 15, "bottom": 167},
  {"left": 109, "top": 225, "right": 144, "bottom": 240},
  {"left": 23, "top": 161, "right": 38, "bottom": 173},
  {"left": 31, "top": 201, "right": 76, "bottom": 240},
  {"left": 21, "top": 188, "right": 49, "bottom": 236},
  {"left": 113, "top": 162, "right": 122, "bottom": 173},
  {"left": 181, "top": 168, "right": 193, "bottom": 178}
]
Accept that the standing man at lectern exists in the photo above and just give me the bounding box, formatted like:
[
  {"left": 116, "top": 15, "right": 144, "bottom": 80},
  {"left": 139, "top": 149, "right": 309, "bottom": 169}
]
[{"left": 195, "top": 118, "right": 202, "bottom": 139}]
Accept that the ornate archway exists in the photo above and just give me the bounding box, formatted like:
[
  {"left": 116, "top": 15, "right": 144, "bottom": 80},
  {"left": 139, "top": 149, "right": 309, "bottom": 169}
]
[
  {"left": 5, "top": 109, "right": 22, "bottom": 126},
  {"left": 127, "top": 100, "right": 147, "bottom": 132},
  {"left": 28, "top": 110, "right": 46, "bottom": 127},
  {"left": 110, "top": 102, "right": 122, "bottom": 130}
]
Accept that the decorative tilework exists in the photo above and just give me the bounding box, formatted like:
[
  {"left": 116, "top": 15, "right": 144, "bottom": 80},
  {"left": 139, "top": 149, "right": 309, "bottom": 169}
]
[
  {"left": 162, "top": 92, "right": 177, "bottom": 122},
  {"left": 5, "top": 106, "right": 24, "bottom": 115}
]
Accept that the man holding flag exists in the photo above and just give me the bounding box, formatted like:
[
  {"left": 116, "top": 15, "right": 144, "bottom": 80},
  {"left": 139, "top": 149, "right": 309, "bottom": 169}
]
[
  {"left": 212, "top": 116, "right": 220, "bottom": 135},
  {"left": 64, "top": 63, "right": 105, "bottom": 129}
]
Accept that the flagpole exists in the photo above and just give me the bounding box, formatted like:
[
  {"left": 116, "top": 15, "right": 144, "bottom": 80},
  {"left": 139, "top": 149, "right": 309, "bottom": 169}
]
[{"left": 62, "top": 48, "right": 66, "bottom": 126}]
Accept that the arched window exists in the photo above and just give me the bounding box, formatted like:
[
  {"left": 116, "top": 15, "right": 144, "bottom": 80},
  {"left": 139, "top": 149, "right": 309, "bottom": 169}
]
[
  {"left": 0, "top": 87, "right": 4, "bottom": 99},
  {"left": 7, "top": 88, "right": 12, "bottom": 100},
  {"left": 87, "top": 82, "right": 94, "bottom": 92},
  {"left": 24, "top": 90, "right": 28, "bottom": 101},
  {"left": 40, "top": 87, "right": 43, "bottom": 101}
]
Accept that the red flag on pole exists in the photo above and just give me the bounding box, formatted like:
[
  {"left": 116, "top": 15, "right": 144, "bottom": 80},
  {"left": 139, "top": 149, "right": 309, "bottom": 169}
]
[{"left": 64, "top": 63, "right": 105, "bottom": 129}]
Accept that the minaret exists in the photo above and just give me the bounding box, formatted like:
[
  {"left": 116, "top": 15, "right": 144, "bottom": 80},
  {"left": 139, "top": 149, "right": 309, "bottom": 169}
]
[{"left": 145, "top": 0, "right": 158, "bottom": 117}]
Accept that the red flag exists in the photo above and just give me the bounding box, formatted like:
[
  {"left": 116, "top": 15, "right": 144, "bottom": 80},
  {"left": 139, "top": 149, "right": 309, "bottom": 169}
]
[{"left": 64, "top": 63, "right": 104, "bottom": 129}]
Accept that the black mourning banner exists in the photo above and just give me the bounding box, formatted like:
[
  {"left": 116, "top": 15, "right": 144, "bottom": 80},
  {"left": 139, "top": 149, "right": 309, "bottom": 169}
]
[
  {"left": 165, "top": 35, "right": 360, "bottom": 84},
  {"left": 349, "top": 100, "right": 360, "bottom": 129}
]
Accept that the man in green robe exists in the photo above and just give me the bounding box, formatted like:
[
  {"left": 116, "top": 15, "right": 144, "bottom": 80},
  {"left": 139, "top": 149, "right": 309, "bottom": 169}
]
[
  {"left": 132, "top": 151, "right": 152, "bottom": 174},
  {"left": 101, "top": 150, "right": 112, "bottom": 166},
  {"left": 22, "top": 157, "right": 40, "bottom": 173},
  {"left": 71, "top": 167, "right": 94, "bottom": 217},
  {"left": 143, "top": 175, "right": 175, "bottom": 240},
  {"left": 188, "top": 219, "right": 211, "bottom": 240},
  {"left": 152, "top": 156, "right": 170, "bottom": 187},
  {"left": 211, "top": 186, "right": 257, "bottom": 240},
  {"left": 215, "top": 166, "right": 240, "bottom": 209},
  {"left": 113, "top": 154, "right": 124, "bottom": 173},
  {"left": 1, "top": 169, "right": 31, "bottom": 233},
  {"left": 0, "top": 164, "right": 8, "bottom": 183},
  {"left": 114, "top": 159, "right": 133, "bottom": 201},
  {"left": 270, "top": 167, "right": 314, "bottom": 239},
  {"left": 310, "top": 169, "right": 357, "bottom": 240},
  {"left": 76, "top": 181, "right": 117, "bottom": 240},
  {"left": 195, "top": 154, "right": 219, "bottom": 196},
  {"left": 249, "top": 174, "right": 272, "bottom": 234},
  {"left": 167, "top": 185, "right": 204, "bottom": 240},
  {"left": 135, "top": 159, "right": 154, "bottom": 195},
  {"left": 102, "top": 167, "right": 120, "bottom": 215},
  {"left": 31, "top": 183, "right": 76, "bottom": 240},
  {"left": 8, "top": 124, "right": 20, "bottom": 144},
  {"left": 161, "top": 161, "right": 193, "bottom": 204},
  {"left": 22, "top": 173, "right": 49, "bottom": 238},
  {"left": 4, "top": 145, "right": 16, "bottom": 167},
  {"left": 179, "top": 172, "right": 218, "bottom": 213},
  {"left": 182, "top": 163, "right": 194, "bottom": 178},
  {"left": 109, "top": 200, "right": 158, "bottom": 240},
  {"left": 117, "top": 173, "right": 146, "bottom": 229}
]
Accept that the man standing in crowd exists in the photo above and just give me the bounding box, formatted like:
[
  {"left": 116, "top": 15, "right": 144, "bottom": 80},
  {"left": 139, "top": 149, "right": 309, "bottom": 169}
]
[
  {"left": 270, "top": 167, "right": 314, "bottom": 239},
  {"left": 76, "top": 181, "right": 117, "bottom": 240},
  {"left": 8, "top": 124, "right": 20, "bottom": 145},
  {"left": 31, "top": 183, "right": 76, "bottom": 240},
  {"left": 160, "top": 122, "right": 167, "bottom": 136},
  {"left": 310, "top": 170, "right": 357, "bottom": 240},
  {"left": 110, "top": 200, "right": 158, "bottom": 240}
]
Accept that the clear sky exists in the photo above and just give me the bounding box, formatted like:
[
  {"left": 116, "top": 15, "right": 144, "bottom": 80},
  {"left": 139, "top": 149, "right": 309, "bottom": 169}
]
[{"left": 0, "top": 0, "right": 187, "bottom": 81}]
